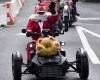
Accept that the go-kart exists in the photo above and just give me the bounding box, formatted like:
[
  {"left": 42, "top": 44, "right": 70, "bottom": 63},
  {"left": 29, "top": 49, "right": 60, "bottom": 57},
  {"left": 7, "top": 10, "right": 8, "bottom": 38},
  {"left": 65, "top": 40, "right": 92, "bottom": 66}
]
[{"left": 12, "top": 29, "right": 89, "bottom": 80}]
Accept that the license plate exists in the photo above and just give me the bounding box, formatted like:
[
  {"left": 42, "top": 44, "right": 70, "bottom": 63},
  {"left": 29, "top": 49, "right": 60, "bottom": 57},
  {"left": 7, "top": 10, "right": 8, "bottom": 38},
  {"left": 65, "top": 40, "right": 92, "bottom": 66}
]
[{"left": 63, "top": 11, "right": 68, "bottom": 16}]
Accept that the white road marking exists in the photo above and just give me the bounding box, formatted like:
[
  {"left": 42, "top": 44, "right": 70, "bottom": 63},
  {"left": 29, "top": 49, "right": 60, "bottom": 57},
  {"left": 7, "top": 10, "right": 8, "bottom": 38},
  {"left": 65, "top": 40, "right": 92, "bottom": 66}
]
[
  {"left": 16, "top": 33, "right": 25, "bottom": 36},
  {"left": 78, "top": 17, "right": 100, "bottom": 21},
  {"left": 76, "top": 26, "right": 100, "bottom": 64},
  {"left": 81, "top": 27, "right": 100, "bottom": 38}
]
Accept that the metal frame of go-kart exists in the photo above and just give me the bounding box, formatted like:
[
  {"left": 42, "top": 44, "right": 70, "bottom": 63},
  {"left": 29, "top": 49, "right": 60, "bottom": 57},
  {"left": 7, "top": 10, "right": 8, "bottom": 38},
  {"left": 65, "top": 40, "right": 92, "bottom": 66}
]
[{"left": 12, "top": 48, "right": 89, "bottom": 80}]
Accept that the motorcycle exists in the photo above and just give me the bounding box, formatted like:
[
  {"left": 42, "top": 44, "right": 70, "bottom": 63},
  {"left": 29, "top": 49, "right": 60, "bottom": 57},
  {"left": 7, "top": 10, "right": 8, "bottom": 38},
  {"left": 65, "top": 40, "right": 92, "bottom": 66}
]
[{"left": 60, "top": 0, "right": 77, "bottom": 30}]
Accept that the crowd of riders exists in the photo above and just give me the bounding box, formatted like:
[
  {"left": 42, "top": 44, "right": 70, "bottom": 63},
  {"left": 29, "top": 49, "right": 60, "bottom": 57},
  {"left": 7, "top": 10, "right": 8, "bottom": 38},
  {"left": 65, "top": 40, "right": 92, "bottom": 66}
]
[
  {"left": 24, "top": 0, "right": 79, "bottom": 39},
  {"left": 22, "top": 0, "right": 79, "bottom": 63}
]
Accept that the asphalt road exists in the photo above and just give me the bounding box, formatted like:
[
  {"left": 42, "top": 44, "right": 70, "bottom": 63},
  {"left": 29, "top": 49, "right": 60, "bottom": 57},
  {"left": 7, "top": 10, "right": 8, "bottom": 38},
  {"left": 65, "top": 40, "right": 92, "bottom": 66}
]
[{"left": 0, "top": 0, "right": 100, "bottom": 80}]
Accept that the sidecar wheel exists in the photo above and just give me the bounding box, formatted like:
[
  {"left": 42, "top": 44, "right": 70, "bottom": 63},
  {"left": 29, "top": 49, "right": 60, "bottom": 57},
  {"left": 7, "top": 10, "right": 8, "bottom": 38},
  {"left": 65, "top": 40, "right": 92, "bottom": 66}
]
[
  {"left": 12, "top": 52, "right": 22, "bottom": 80},
  {"left": 76, "top": 48, "right": 89, "bottom": 79}
]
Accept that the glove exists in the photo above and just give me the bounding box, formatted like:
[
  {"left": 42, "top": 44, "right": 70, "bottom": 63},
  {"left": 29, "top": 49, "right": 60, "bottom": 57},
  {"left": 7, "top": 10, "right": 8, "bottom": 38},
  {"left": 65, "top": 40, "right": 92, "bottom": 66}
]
[
  {"left": 26, "top": 31, "right": 33, "bottom": 37},
  {"left": 22, "top": 28, "right": 26, "bottom": 33},
  {"left": 49, "top": 1, "right": 56, "bottom": 14}
]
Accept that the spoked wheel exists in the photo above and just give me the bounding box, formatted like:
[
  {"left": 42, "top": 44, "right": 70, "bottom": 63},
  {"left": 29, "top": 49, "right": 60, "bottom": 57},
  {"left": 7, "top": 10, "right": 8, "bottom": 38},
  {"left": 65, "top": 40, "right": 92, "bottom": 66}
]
[
  {"left": 76, "top": 48, "right": 89, "bottom": 79},
  {"left": 12, "top": 52, "right": 22, "bottom": 80}
]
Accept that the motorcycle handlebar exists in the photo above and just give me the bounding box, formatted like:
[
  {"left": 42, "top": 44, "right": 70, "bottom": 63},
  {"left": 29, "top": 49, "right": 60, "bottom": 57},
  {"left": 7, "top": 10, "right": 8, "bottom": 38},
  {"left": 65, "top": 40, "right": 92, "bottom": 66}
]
[
  {"left": 22, "top": 28, "right": 26, "bottom": 33},
  {"left": 22, "top": 28, "right": 60, "bottom": 37}
]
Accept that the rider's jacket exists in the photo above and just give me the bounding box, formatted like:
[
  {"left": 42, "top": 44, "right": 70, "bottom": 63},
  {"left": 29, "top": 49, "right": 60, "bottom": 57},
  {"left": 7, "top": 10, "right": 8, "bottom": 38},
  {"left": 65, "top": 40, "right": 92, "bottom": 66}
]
[
  {"left": 37, "top": 0, "right": 59, "bottom": 11},
  {"left": 25, "top": 12, "right": 59, "bottom": 40}
]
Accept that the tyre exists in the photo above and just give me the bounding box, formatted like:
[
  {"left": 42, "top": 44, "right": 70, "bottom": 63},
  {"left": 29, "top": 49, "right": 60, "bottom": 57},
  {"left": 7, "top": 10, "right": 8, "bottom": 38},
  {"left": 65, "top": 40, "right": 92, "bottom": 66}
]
[
  {"left": 12, "top": 52, "right": 22, "bottom": 80},
  {"left": 64, "top": 16, "right": 69, "bottom": 32},
  {"left": 69, "top": 10, "right": 75, "bottom": 27},
  {"left": 69, "top": 15, "right": 73, "bottom": 27},
  {"left": 76, "top": 48, "right": 89, "bottom": 79}
]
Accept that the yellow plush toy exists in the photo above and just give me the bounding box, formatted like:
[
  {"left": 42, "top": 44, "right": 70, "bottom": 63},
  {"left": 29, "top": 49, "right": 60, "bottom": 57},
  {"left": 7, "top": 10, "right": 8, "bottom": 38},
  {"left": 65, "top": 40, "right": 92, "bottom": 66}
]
[{"left": 36, "top": 36, "right": 60, "bottom": 56}]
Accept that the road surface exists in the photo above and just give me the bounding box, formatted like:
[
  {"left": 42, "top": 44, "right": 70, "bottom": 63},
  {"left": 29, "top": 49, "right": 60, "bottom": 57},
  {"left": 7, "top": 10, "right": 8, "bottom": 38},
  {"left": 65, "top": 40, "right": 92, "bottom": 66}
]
[{"left": 0, "top": 0, "right": 100, "bottom": 80}]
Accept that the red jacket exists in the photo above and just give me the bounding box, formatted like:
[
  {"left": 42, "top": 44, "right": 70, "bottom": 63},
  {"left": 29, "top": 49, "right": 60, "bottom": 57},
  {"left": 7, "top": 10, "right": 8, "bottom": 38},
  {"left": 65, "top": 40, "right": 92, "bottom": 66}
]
[
  {"left": 38, "top": 0, "right": 59, "bottom": 11},
  {"left": 25, "top": 13, "right": 59, "bottom": 40}
]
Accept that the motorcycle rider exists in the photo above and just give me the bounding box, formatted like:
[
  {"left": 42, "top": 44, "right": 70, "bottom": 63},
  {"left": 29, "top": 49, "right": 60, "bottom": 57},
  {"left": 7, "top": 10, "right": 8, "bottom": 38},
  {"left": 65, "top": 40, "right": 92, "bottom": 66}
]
[
  {"left": 61, "top": 0, "right": 79, "bottom": 22},
  {"left": 38, "top": 0, "right": 69, "bottom": 32},
  {"left": 22, "top": 2, "right": 60, "bottom": 63}
]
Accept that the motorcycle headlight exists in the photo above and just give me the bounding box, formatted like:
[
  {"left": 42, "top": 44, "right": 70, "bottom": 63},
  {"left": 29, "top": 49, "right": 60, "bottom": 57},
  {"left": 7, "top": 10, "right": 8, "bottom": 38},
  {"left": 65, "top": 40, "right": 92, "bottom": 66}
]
[
  {"left": 60, "top": 41, "right": 65, "bottom": 46},
  {"left": 64, "top": 5, "right": 68, "bottom": 11},
  {"left": 29, "top": 44, "right": 33, "bottom": 48}
]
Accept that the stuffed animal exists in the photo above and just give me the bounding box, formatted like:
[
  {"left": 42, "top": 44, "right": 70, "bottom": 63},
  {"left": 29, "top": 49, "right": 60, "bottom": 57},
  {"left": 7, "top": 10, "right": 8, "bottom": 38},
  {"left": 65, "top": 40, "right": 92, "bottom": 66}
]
[{"left": 36, "top": 36, "right": 60, "bottom": 56}]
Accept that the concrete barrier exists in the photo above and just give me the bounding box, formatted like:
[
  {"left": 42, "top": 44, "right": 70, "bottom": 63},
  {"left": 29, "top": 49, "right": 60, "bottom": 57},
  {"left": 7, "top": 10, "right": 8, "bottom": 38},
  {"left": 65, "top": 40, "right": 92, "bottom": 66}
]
[
  {"left": 20, "top": 0, "right": 24, "bottom": 6},
  {"left": 0, "top": 0, "right": 24, "bottom": 25},
  {"left": 0, "top": 4, "right": 8, "bottom": 26},
  {"left": 5, "top": 2, "right": 15, "bottom": 25},
  {"left": 11, "top": 0, "right": 21, "bottom": 17}
]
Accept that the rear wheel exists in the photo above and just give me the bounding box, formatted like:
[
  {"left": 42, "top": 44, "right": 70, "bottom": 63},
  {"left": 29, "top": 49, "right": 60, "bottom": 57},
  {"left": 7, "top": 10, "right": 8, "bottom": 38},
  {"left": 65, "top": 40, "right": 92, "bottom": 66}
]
[
  {"left": 76, "top": 48, "right": 89, "bottom": 79},
  {"left": 12, "top": 52, "right": 22, "bottom": 80}
]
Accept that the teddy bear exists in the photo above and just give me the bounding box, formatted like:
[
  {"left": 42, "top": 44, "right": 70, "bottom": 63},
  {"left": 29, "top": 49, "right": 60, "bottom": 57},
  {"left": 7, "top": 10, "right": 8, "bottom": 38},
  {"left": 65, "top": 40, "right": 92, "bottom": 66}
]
[{"left": 36, "top": 36, "right": 60, "bottom": 56}]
